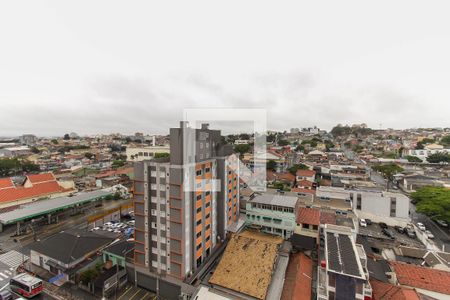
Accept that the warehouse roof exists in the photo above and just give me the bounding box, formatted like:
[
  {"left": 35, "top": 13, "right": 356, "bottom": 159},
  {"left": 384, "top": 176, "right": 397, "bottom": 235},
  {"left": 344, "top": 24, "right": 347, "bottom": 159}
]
[{"left": 0, "top": 189, "right": 113, "bottom": 224}]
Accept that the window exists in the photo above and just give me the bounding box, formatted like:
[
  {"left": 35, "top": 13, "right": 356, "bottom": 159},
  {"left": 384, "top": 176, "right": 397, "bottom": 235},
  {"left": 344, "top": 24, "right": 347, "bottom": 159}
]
[
  {"left": 196, "top": 220, "right": 201, "bottom": 226},
  {"left": 197, "top": 194, "right": 202, "bottom": 200},
  {"left": 144, "top": 152, "right": 148, "bottom": 157},
  {"left": 206, "top": 236, "right": 210, "bottom": 242},
  {"left": 205, "top": 213, "right": 210, "bottom": 219},
  {"left": 196, "top": 231, "right": 201, "bottom": 238},
  {"left": 196, "top": 207, "right": 202, "bottom": 213},
  {"left": 205, "top": 202, "right": 210, "bottom": 208},
  {"left": 206, "top": 191, "right": 210, "bottom": 196},
  {"left": 206, "top": 224, "right": 211, "bottom": 230},
  {"left": 205, "top": 167, "right": 210, "bottom": 173},
  {"left": 196, "top": 170, "right": 202, "bottom": 176},
  {"left": 356, "top": 193, "right": 362, "bottom": 210},
  {"left": 312, "top": 225, "right": 318, "bottom": 230},
  {"left": 196, "top": 244, "right": 201, "bottom": 250},
  {"left": 200, "top": 142, "right": 203, "bottom": 149}
]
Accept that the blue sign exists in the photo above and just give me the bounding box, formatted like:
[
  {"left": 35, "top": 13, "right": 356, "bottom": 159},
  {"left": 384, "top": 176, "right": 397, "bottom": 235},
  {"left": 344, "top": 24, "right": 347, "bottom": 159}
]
[{"left": 49, "top": 273, "right": 65, "bottom": 283}]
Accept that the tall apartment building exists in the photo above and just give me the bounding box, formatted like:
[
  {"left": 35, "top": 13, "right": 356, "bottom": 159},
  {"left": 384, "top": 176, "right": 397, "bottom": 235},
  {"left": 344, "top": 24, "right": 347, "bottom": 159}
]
[{"left": 133, "top": 122, "right": 239, "bottom": 282}]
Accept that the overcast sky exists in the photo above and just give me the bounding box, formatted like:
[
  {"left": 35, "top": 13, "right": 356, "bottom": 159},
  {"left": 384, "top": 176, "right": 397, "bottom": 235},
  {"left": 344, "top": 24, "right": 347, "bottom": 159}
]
[{"left": 1, "top": 1, "right": 449, "bottom": 137}]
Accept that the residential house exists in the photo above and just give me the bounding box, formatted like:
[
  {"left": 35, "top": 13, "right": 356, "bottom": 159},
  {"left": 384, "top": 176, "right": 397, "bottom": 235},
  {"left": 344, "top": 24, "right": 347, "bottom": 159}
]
[
  {"left": 29, "top": 230, "right": 115, "bottom": 282},
  {"left": 390, "top": 261, "right": 450, "bottom": 299},
  {"left": 296, "top": 169, "right": 316, "bottom": 183}
]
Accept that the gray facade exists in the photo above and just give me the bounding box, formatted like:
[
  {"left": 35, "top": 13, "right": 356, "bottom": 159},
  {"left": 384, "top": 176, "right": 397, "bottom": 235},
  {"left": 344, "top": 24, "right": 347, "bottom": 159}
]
[{"left": 134, "top": 122, "right": 239, "bottom": 284}]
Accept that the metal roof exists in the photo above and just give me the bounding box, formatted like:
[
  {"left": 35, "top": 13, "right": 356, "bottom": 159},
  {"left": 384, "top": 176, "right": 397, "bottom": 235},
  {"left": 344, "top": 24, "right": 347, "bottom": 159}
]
[
  {"left": 326, "top": 232, "right": 365, "bottom": 279},
  {"left": 0, "top": 189, "right": 113, "bottom": 224}
]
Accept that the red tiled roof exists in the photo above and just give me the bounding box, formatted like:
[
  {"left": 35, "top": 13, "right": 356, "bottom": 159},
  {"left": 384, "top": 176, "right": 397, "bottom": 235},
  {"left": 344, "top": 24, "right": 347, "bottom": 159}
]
[
  {"left": 0, "top": 178, "right": 13, "bottom": 189},
  {"left": 390, "top": 261, "right": 450, "bottom": 295},
  {"left": 297, "top": 207, "right": 320, "bottom": 225},
  {"left": 0, "top": 181, "right": 66, "bottom": 203},
  {"left": 296, "top": 169, "right": 316, "bottom": 177},
  {"left": 281, "top": 253, "right": 312, "bottom": 300},
  {"left": 0, "top": 173, "right": 68, "bottom": 204},
  {"left": 297, "top": 180, "right": 314, "bottom": 188},
  {"left": 277, "top": 172, "right": 295, "bottom": 182},
  {"left": 320, "top": 211, "right": 336, "bottom": 225},
  {"left": 370, "top": 279, "right": 420, "bottom": 300},
  {"left": 27, "top": 173, "right": 56, "bottom": 183},
  {"left": 291, "top": 188, "right": 316, "bottom": 195},
  {"left": 266, "top": 170, "right": 277, "bottom": 181}
]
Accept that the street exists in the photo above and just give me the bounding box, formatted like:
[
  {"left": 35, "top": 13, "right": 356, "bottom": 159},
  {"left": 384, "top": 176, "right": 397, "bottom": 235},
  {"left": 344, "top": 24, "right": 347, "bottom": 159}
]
[{"left": 409, "top": 202, "right": 450, "bottom": 252}]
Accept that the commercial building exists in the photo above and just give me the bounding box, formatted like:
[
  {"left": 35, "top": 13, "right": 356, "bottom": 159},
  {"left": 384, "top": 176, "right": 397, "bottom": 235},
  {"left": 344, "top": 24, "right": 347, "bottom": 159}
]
[
  {"left": 0, "top": 173, "right": 74, "bottom": 210},
  {"left": 315, "top": 186, "right": 410, "bottom": 226},
  {"left": 29, "top": 230, "right": 115, "bottom": 281},
  {"left": 245, "top": 193, "right": 297, "bottom": 239},
  {"left": 133, "top": 122, "right": 239, "bottom": 282}
]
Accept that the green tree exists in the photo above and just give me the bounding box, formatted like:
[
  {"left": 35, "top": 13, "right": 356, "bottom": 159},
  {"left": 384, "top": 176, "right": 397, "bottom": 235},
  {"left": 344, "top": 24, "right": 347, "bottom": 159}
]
[
  {"left": 372, "top": 163, "right": 403, "bottom": 180},
  {"left": 30, "top": 146, "right": 40, "bottom": 154},
  {"left": 295, "top": 145, "right": 305, "bottom": 152},
  {"left": 440, "top": 135, "right": 450, "bottom": 146},
  {"left": 278, "top": 140, "right": 289, "bottom": 146},
  {"left": 287, "top": 163, "right": 309, "bottom": 175},
  {"left": 0, "top": 158, "right": 39, "bottom": 176},
  {"left": 411, "top": 187, "right": 450, "bottom": 222},
  {"left": 84, "top": 152, "right": 94, "bottom": 159},
  {"left": 234, "top": 144, "right": 250, "bottom": 156},
  {"left": 266, "top": 160, "right": 277, "bottom": 171},
  {"left": 63, "top": 133, "right": 70, "bottom": 140},
  {"left": 427, "top": 152, "right": 450, "bottom": 163},
  {"left": 154, "top": 152, "right": 170, "bottom": 159},
  {"left": 112, "top": 160, "right": 125, "bottom": 169},
  {"left": 405, "top": 155, "right": 422, "bottom": 163},
  {"left": 51, "top": 139, "right": 58, "bottom": 145}
]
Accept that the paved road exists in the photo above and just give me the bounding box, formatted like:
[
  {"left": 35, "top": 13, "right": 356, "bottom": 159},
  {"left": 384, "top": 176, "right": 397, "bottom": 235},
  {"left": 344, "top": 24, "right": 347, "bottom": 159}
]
[{"left": 410, "top": 202, "right": 450, "bottom": 252}]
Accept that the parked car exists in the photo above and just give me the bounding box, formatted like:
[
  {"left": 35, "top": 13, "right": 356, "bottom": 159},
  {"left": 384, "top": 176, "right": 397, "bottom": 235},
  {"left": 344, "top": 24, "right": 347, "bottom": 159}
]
[
  {"left": 416, "top": 222, "right": 426, "bottom": 231},
  {"left": 0, "top": 289, "right": 12, "bottom": 300},
  {"left": 127, "top": 220, "right": 135, "bottom": 226},
  {"left": 435, "top": 219, "right": 448, "bottom": 228},
  {"left": 89, "top": 227, "right": 100, "bottom": 232},
  {"left": 405, "top": 228, "right": 416, "bottom": 238},
  {"left": 382, "top": 228, "right": 395, "bottom": 239},
  {"left": 365, "top": 219, "right": 372, "bottom": 225},
  {"left": 425, "top": 230, "right": 435, "bottom": 239},
  {"left": 394, "top": 226, "right": 404, "bottom": 234},
  {"left": 379, "top": 222, "right": 388, "bottom": 229},
  {"left": 359, "top": 219, "right": 367, "bottom": 227}
]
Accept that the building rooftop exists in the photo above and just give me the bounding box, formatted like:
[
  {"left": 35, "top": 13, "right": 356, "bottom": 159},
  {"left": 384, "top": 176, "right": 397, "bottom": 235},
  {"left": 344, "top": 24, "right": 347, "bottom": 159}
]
[
  {"left": 280, "top": 253, "right": 313, "bottom": 300},
  {"left": 297, "top": 207, "right": 320, "bottom": 225},
  {"left": 0, "top": 189, "right": 113, "bottom": 224},
  {"left": 390, "top": 261, "right": 450, "bottom": 296},
  {"left": 103, "top": 240, "right": 134, "bottom": 257},
  {"left": 370, "top": 279, "right": 420, "bottom": 300},
  {"left": 29, "top": 229, "right": 115, "bottom": 265},
  {"left": 209, "top": 232, "right": 282, "bottom": 300},
  {"left": 326, "top": 232, "right": 365, "bottom": 279},
  {"left": 296, "top": 169, "right": 316, "bottom": 177},
  {"left": 249, "top": 193, "right": 298, "bottom": 208},
  {"left": 0, "top": 172, "right": 70, "bottom": 204}
]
